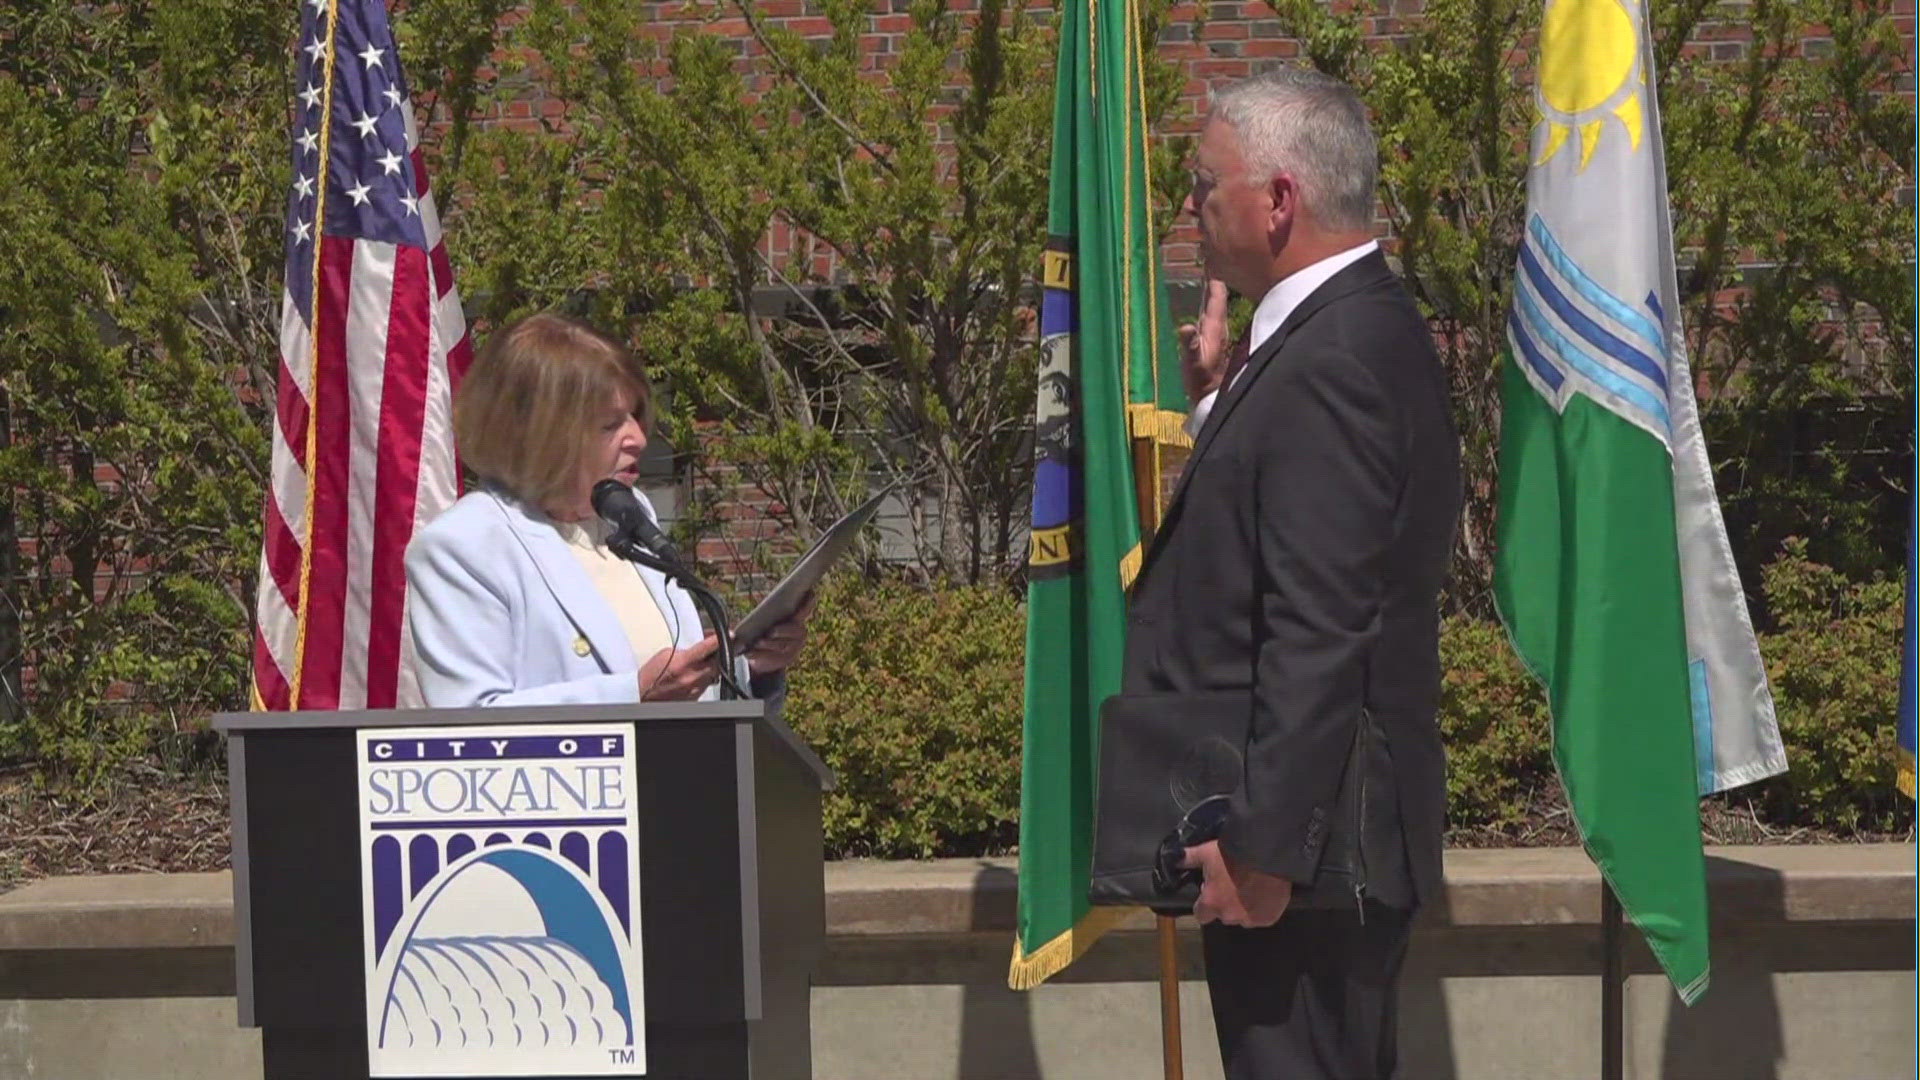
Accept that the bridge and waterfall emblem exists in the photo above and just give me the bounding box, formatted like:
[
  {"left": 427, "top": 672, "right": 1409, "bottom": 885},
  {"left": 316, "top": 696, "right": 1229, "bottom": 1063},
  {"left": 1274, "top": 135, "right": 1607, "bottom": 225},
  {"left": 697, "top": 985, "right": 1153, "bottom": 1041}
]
[{"left": 356, "top": 723, "right": 647, "bottom": 1077}]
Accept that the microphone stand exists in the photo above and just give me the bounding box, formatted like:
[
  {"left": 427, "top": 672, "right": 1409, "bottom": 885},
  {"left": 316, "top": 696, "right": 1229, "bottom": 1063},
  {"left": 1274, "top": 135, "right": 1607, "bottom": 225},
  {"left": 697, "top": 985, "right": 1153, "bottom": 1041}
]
[{"left": 606, "top": 531, "right": 747, "bottom": 701}]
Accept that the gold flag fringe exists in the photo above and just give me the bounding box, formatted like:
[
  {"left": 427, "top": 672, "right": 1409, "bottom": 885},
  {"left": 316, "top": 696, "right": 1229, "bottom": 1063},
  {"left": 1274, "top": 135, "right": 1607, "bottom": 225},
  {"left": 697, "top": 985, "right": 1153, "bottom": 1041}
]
[
  {"left": 1900, "top": 749, "right": 1914, "bottom": 800},
  {"left": 1119, "top": 542, "right": 1143, "bottom": 589},
  {"left": 1128, "top": 403, "right": 1193, "bottom": 448},
  {"left": 1007, "top": 904, "right": 1140, "bottom": 990}
]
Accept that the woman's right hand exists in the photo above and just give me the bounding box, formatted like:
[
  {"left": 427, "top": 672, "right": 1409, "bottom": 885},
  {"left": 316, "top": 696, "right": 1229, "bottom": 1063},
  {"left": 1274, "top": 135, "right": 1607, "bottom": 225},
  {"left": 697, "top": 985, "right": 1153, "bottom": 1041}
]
[{"left": 638, "top": 636, "right": 721, "bottom": 701}]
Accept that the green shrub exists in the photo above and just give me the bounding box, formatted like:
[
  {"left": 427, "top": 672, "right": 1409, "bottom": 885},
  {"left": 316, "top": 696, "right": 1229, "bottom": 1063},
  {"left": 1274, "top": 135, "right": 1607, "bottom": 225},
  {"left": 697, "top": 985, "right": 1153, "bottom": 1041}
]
[
  {"left": 1437, "top": 616, "right": 1554, "bottom": 834},
  {"left": 782, "top": 544, "right": 1907, "bottom": 858},
  {"left": 1748, "top": 539, "right": 1910, "bottom": 834},
  {"left": 1435, "top": 543, "right": 1910, "bottom": 838},
  {"left": 783, "top": 573, "right": 1026, "bottom": 858}
]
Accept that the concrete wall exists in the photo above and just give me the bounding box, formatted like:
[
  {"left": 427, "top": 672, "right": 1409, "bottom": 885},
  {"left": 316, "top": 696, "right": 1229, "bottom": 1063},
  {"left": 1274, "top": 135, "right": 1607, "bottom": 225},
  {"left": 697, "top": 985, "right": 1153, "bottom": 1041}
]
[
  {"left": 0, "top": 845, "right": 1912, "bottom": 1079},
  {"left": 811, "top": 919, "right": 1916, "bottom": 1079}
]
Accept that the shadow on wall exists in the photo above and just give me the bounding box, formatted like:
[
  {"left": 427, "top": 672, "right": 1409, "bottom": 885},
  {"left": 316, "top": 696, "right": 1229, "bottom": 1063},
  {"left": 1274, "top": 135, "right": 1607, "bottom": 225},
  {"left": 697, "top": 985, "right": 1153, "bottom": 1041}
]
[
  {"left": 1398, "top": 880, "right": 1461, "bottom": 1080},
  {"left": 1395, "top": 855, "right": 1793, "bottom": 1080},
  {"left": 951, "top": 862, "right": 1472, "bottom": 1080},
  {"left": 1657, "top": 855, "right": 1787, "bottom": 1080},
  {"left": 956, "top": 862, "right": 1044, "bottom": 1079}
]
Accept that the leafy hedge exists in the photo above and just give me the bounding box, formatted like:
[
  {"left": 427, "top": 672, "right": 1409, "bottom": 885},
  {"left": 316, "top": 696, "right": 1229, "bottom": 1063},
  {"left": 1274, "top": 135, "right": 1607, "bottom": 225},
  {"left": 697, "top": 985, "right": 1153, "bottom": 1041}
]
[
  {"left": 786, "top": 546, "right": 1911, "bottom": 859},
  {"left": 782, "top": 574, "right": 1027, "bottom": 858},
  {"left": 1435, "top": 617, "right": 1556, "bottom": 835},
  {"left": 1751, "top": 540, "right": 1910, "bottom": 833}
]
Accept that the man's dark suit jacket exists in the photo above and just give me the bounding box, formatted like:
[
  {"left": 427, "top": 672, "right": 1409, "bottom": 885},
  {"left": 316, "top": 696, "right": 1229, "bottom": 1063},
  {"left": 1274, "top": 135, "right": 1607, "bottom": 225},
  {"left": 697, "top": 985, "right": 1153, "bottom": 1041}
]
[{"left": 1121, "top": 250, "right": 1462, "bottom": 912}]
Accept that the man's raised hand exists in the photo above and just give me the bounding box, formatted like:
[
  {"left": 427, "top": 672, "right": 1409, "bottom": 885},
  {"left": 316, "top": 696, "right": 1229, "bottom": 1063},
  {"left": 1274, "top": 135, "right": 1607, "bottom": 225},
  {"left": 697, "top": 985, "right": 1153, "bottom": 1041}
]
[{"left": 1178, "top": 278, "right": 1232, "bottom": 405}]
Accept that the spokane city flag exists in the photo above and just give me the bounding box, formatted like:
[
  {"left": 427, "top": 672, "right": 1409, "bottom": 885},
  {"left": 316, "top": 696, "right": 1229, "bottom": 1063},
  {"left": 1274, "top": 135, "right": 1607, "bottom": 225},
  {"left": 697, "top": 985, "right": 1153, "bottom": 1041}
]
[
  {"left": 1009, "top": 0, "right": 1186, "bottom": 989},
  {"left": 253, "top": 0, "right": 472, "bottom": 712},
  {"left": 1494, "top": 0, "right": 1788, "bottom": 1004}
]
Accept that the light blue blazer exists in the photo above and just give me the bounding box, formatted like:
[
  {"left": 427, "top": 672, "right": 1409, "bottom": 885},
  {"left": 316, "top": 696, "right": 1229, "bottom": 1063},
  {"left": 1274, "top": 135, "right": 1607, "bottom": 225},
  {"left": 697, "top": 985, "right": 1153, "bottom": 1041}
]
[{"left": 405, "top": 486, "right": 775, "bottom": 709}]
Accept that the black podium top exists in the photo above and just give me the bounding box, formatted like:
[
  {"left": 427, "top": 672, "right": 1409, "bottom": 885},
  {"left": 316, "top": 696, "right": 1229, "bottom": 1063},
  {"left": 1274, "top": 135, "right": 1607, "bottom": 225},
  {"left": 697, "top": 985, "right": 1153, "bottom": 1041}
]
[{"left": 214, "top": 701, "right": 835, "bottom": 791}]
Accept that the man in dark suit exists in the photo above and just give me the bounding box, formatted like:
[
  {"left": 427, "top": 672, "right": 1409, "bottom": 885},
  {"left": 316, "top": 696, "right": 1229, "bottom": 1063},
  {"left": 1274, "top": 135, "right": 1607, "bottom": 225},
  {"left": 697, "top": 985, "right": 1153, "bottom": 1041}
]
[{"left": 1122, "top": 67, "right": 1461, "bottom": 1078}]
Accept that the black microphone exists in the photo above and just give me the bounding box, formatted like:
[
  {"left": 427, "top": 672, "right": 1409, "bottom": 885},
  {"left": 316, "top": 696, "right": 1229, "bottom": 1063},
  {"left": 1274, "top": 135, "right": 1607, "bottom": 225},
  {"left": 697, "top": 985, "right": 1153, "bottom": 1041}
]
[
  {"left": 590, "top": 479, "right": 683, "bottom": 566},
  {"left": 589, "top": 477, "right": 745, "bottom": 700}
]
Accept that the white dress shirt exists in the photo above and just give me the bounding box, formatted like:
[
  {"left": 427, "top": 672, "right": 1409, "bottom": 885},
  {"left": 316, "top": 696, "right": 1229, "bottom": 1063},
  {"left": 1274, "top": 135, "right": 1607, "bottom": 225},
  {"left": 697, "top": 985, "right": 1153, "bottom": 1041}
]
[{"left": 1183, "top": 240, "right": 1380, "bottom": 438}]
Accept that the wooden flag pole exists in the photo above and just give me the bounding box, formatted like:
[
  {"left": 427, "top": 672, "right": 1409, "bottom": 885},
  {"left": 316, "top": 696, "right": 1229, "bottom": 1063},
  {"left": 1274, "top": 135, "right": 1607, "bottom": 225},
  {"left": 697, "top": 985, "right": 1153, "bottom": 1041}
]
[
  {"left": 1157, "top": 914, "right": 1185, "bottom": 1080},
  {"left": 1601, "top": 881, "right": 1625, "bottom": 1080},
  {"left": 1133, "top": 431, "right": 1187, "bottom": 1080}
]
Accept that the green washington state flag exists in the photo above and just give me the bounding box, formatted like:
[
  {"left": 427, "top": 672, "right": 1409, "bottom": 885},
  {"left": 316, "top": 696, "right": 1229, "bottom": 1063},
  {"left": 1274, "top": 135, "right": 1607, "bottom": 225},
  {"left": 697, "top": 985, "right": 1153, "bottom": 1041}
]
[
  {"left": 1009, "top": 0, "right": 1186, "bottom": 989},
  {"left": 1495, "top": 0, "right": 1786, "bottom": 1004}
]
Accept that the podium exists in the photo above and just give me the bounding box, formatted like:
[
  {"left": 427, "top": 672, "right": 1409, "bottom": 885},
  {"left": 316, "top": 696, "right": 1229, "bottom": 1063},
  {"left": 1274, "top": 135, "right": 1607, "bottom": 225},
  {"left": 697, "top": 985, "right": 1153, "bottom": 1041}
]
[{"left": 213, "top": 700, "right": 835, "bottom": 1080}]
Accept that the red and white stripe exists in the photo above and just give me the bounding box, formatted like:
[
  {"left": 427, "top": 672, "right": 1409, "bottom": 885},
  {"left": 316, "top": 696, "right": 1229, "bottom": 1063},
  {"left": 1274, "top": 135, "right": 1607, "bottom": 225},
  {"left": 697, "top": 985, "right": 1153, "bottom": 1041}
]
[{"left": 252, "top": 100, "right": 469, "bottom": 713}]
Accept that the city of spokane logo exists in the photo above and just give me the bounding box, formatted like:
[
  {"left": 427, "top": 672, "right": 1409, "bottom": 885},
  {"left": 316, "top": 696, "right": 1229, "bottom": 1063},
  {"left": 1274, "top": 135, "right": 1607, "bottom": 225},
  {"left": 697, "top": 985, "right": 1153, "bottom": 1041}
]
[{"left": 357, "top": 724, "right": 646, "bottom": 1077}]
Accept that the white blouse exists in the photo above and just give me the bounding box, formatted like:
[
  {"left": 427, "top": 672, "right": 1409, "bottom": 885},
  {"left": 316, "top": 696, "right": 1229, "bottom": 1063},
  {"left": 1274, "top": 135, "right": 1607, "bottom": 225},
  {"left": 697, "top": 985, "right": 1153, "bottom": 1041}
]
[{"left": 552, "top": 516, "right": 677, "bottom": 668}]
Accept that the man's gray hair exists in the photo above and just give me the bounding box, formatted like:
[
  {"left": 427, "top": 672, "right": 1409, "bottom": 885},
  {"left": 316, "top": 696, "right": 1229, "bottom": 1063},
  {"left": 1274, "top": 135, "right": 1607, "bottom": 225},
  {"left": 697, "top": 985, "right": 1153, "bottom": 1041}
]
[{"left": 1209, "top": 66, "right": 1379, "bottom": 233}]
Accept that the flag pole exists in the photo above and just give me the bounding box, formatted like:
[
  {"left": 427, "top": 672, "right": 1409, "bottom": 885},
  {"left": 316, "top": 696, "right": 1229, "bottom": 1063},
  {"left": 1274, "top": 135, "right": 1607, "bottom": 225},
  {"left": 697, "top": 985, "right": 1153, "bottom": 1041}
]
[
  {"left": 1157, "top": 914, "right": 1184, "bottom": 1080},
  {"left": 1132, "top": 430, "right": 1184, "bottom": 1080},
  {"left": 1601, "top": 880, "right": 1625, "bottom": 1080}
]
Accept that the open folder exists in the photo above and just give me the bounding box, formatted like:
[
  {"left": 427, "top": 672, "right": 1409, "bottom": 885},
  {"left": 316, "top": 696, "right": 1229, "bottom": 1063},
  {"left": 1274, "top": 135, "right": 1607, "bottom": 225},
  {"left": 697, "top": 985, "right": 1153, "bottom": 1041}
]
[{"left": 728, "top": 487, "right": 892, "bottom": 652}]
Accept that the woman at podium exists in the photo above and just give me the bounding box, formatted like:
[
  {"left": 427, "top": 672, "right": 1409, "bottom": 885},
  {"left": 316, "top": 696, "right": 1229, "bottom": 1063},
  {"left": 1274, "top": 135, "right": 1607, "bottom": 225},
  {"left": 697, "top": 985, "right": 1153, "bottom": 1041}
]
[{"left": 403, "top": 312, "right": 812, "bottom": 708}]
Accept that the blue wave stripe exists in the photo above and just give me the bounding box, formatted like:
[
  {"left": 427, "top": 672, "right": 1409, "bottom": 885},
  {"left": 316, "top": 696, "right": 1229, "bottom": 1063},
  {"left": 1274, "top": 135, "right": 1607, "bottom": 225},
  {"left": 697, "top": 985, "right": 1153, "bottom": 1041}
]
[
  {"left": 1689, "top": 659, "right": 1716, "bottom": 796},
  {"left": 1516, "top": 283, "right": 1672, "bottom": 434},
  {"left": 1519, "top": 241, "right": 1669, "bottom": 394},
  {"left": 1528, "top": 214, "right": 1669, "bottom": 353},
  {"left": 1645, "top": 290, "right": 1665, "bottom": 327},
  {"left": 1508, "top": 311, "right": 1565, "bottom": 393}
]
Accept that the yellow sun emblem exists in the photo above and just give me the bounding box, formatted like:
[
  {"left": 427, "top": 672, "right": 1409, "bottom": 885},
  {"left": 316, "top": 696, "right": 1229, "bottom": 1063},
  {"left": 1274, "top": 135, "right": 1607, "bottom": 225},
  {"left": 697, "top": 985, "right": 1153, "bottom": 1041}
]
[{"left": 1533, "top": 0, "right": 1647, "bottom": 170}]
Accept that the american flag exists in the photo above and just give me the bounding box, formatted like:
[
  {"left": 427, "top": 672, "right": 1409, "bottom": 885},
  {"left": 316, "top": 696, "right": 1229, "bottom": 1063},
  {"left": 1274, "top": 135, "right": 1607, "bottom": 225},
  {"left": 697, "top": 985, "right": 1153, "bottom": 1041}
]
[{"left": 253, "top": 0, "right": 471, "bottom": 712}]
